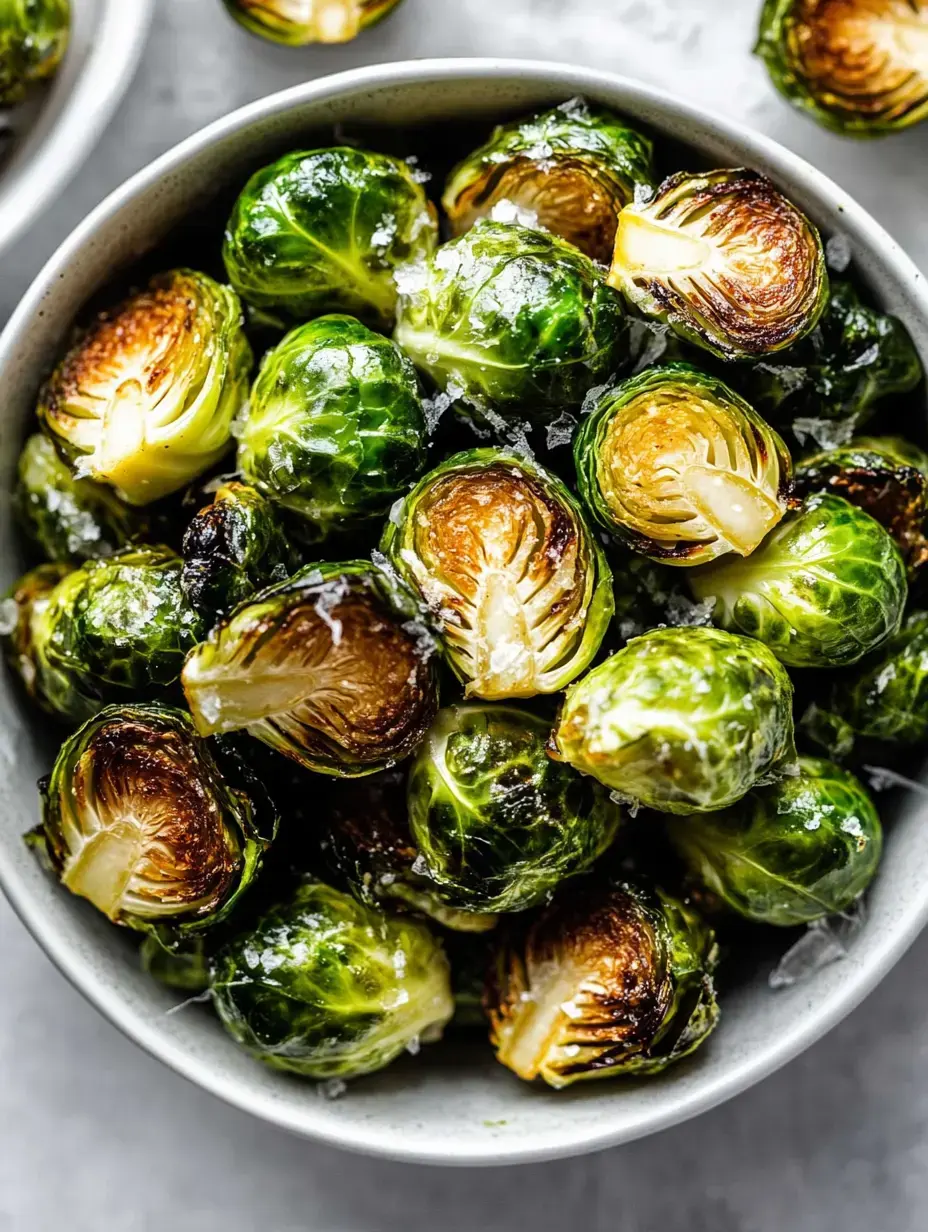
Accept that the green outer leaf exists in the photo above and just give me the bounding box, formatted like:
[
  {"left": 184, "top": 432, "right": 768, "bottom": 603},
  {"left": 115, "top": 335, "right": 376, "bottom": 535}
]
[
  {"left": 221, "top": 0, "right": 403, "bottom": 45},
  {"left": 0, "top": 562, "right": 72, "bottom": 716},
  {"left": 0, "top": 0, "right": 69, "bottom": 103},
  {"left": 140, "top": 935, "right": 211, "bottom": 994}
]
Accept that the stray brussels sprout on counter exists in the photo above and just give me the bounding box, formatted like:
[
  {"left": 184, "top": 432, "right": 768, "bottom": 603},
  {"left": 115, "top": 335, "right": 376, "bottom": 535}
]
[
  {"left": 443, "top": 98, "right": 655, "bottom": 263},
  {"left": 668, "top": 757, "right": 882, "bottom": 927},
  {"left": 1, "top": 562, "right": 71, "bottom": 713},
  {"left": 756, "top": 0, "right": 928, "bottom": 137},
  {"left": 35, "top": 706, "right": 265, "bottom": 934},
  {"left": 690, "top": 494, "right": 906, "bottom": 668},
  {"left": 224, "top": 148, "right": 436, "bottom": 329},
  {"left": 575, "top": 364, "right": 792, "bottom": 566},
  {"left": 406, "top": 705, "right": 621, "bottom": 915},
  {"left": 382, "top": 448, "right": 613, "bottom": 700},
  {"left": 210, "top": 880, "right": 454, "bottom": 1079},
  {"left": 221, "top": 0, "right": 403, "bottom": 44},
  {"left": 182, "top": 561, "right": 438, "bottom": 776},
  {"left": 608, "top": 168, "right": 827, "bottom": 361},
  {"left": 236, "top": 315, "right": 427, "bottom": 543},
  {"left": 553, "top": 627, "right": 795, "bottom": 814},
  {"left": 487, "top": 878, "right": 719, "bottom": 1088},
  {"left": 0, "top": 0, "right": 69, "bottom": 104},
  {"left": 394, "top": 220, "right": 629, "bottom": 427},
  {"left": 141, "top": 935, "right": 211, "bottom": 994},
  {"left": 38, "top": 270, "right": 252, "bottom": 506}
]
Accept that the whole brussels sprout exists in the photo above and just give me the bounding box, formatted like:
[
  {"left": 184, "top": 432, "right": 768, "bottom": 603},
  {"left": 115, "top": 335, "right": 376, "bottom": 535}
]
[
  {"left": 181, "top": 482, "right": 300, "bottom": 621},
  {"left": 0, "top": 562, "right": 71, "bottom": 714},
  {"left": 393, "top": 220, "right": 629, "bottom": 427},
  {"left": 443, "top": 98, "right": 655, "bottom": 263},
  {"left": 381, "top": 448, "right": 613, "bottom": 700},
  {"left": 552, "top": 626, "right": 795, "bottom": 814},
  {"left": 236, "top": 315, "right": 427, "bottom": 542},
  {"left": 223, "top": 148, "right": 437, "bottom": 328},
  {"left": 210, "top": 880, "right": 454, "bottom": 1079},
  {"left": 668, "top": 757, "right": 882, "bottom": 926},
  {"left": 608, "top": 168, "right": 828, "bottom": 361},
  {"left": 222, "top": 0, "right": 403, "bottom": 44},
  {"left": 487, "top": 877, "right": 719, "bottom": 1088},
  {"left": 574, "top": 364, "right": 792, "bottom": 566},
  {"left": 690, "top": 494, "right": 906, "bottom": 668},
  {"left": 0, "top": 0, "right": 69, "bottom": 104},
  {"left": 141, "top": 935, "right": 211, "bottom": 994},
  {"left": 406, "top": 704, "right": 622, "bottom": 915},
  {"left": 35, "top": 705, "right": 264, "bottom": 935},
  {"left": 756, "top": 0, "right": 928, "bottom": 136},
  {"left": 38, "top": 270, "right": 252, "bottom": 506},
  {"left": 182, "top": 561, "right": 438, "bottom": 776}
]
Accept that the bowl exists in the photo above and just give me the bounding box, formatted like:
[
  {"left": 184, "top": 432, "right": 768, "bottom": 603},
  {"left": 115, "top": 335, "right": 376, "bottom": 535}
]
[
  {"left": 1, "top": 58, "right": 927, "bottom": 1168},
  {"left": 0, "top": 0, "right": 154, "bottom": 255}
]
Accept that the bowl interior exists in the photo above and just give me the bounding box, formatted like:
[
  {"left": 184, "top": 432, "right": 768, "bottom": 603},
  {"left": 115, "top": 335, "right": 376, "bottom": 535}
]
[{"left": 2, "top": 62, "right": 928, "bottom": 1166}]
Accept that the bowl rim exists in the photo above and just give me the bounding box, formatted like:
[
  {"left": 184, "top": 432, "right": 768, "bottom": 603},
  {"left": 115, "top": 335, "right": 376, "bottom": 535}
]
[{"left": 3, "top": 56, "right": 928, "bottom": 1167}]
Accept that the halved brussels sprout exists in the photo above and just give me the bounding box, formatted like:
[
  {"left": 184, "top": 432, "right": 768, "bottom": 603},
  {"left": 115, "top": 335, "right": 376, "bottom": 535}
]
[
  {"left": 406, "top": 704, "right": 621, "bottom": 915},
  {"left": 37, "top": 270, "right": 252, "bottom": 506},
  {"left": 608, "top": 169, "right": 828, "bottom": 361},
  {"left": 443, "top": 98, "right": 655, "bottom": 263},
  {"left": 574, "top": 364, "right": 792, "bottom": 566},
  {"left": 690, "top": 493, "right": 906, "bottom": 668},
  {"left": 182, "top": 561, "right": 438, "bottom": 776},
  {"left": 1, "top": 562, "right": 71, "bottom": 714},
  {"left": 236, "top": 315, "right": 427, "bottom": 543},
  {"left": 0, "top": 0, "right": 69, "bottom": 104},
  {"left": 487, "top": 878, "right": 719, "bottom": 1088},
  {"left": 181, "top": 482, "right": 300, "bottom": 621},
  {"left": 393, "top": 220, "right": 629, "bottom": 426},
  {"left": 141, "top": 935, "right": 211, "bottom": 994},
  {"left": 553, "top": 626, "right": 795, "bottom": 814},
  {"left": 756, "top": 0, "right": 928, "bottom": 136},
  {"left": 210, "top": 880, "right": 454, "bottom": 1079},
  {"left": 668, "top": 757, "right": 882, "bottom": 927},
  {"left": 221, "top": 0, "right": 403, "bottom": 43},
  {"left": 223, "top": 148, "right": 437, "bottom": 329},
  {"left": 382, "top": 448, "right": 613, "bottom": 700},
  {"left": 35, "top": 705, "right": 264, "bottom": 934}
]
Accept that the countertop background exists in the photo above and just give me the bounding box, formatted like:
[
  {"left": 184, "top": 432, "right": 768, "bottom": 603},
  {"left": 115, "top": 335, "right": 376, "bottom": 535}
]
[{"left": 3, "top": 1, "right": 928, "bottom": 1228}]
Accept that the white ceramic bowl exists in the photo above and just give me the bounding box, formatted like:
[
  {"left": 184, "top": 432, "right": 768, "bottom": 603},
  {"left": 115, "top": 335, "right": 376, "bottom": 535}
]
[
  {"left": 0, "top": 0, "right": 154, "bottom": 254},
  {"left": 1, "top": 59, "right": 927, "bottom": 1167}
]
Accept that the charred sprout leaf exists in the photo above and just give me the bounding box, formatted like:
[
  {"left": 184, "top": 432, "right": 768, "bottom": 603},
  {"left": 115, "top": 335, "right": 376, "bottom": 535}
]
[
  {"left": 221, "top": 0, "right": 404, "bottom": 44},
  {"left": 0, "top": 562, "right": 72, "bottom": 714},
  {"left": 140, "top": 934, "right": 211, "bottom": 994},
  {"left": 756, "top": 0, "right": 928, "bottom": 137},
  {"left": 553, "top": 626, "right": 795, "bottom": 814},
  {"left": 406, "top": 704, "right": 622, "bottom": 914},
  {"left": 608, "top": 168, "right": 828, "bottom": 361},
  {"left": 394, "top": 220, "right": 629, "bottom": 428},
  {"left": 443, "top": 98, "right": 655, "bottom": 263},
  {"left": 0, "top": 0, "right": 69, "bottom": 104},
  {"left": 487, "top": 878, "right": 719, "bottom": 1089},
  {"left": 668, "top": 756, "right": 882, "bottom": 926},
  {"left": 35, "top": 705, "right": 264, "bottom": 935},
  {"left": 574, "top": 364, "right": 792, "bottom": 566},
  {"left": 690, "top": 493, "right": 907, "bottom": 668},
  {"left": 182, "top": 560, "right": 438, "bottom": 776},
  {"left": 209, "top": 880, "right": 454, "bottom": 1079},
  {"left": 223, "top": 147, "right": 437, "bottom": 329},
  {"left": 236, "top": 315, "right": 427, "bottom": 543},
  {"left": 37, "top": 270, "right": 252, "bottom": 506},
  {"left": 382, "top": 448, "right": 613, "bottom": 700}
]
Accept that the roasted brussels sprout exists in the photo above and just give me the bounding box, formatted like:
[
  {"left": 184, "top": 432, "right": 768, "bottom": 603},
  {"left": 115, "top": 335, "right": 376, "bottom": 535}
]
[
  {"left": 575, "top": 364, "right": 792, "bottom": 566},
  {"left": 221, "top": 0, "right": 403, "bottom": 43},
  {"left": 0, "top": 562, "right": 71, "bottom": 713},
  {"left": 182, "top": 561, "right": 438, "bottom": 776},
  {"left": 38, "top": 270, "right": 252, "bottom": 506},
  {"left": 210, "top": 880, "right": 454, "bottom": 1079},
  {"left": 608, "top": 169, "right": 828, "bottom": 361},
  {"left": 35, "top": 705, "right": 264, "bottom": 934},
  {"left": 756, "top": 0, "right": 928, "bottom": 137},
  {"left": 181, "top": 482, "right": 300, "bottom": 621},
  {"left": 394, "top": 220, "right": 629, "bottom": 427},
  {"left": 140, "top": 935, "right": 211, "bottom": 994},
  {"left": 223, "top": 148, "right": 437, "bottom": 329},
  {"left": 553, "top": 626, "right": 795, "bottom": 814},
  {"left": 668, "top": 757, "right": 882, "bottom": 926},
  {"left": 690, "top": 494, "right": 906, "bottom": 668},
  {"left": 236, "top": 315, "right": 427, "bottom": 543},
  {"left": 406, "top": 704, "right": 621, "bottom": 914},
  {"left": 382, "top": 448, "right": 613, "bottom": 700},
  {"left": 443, "top": 98, "right": 655, "bottom": 263},
  {"left": 0, "top": 0, "right": 69, "bottom": 104},
  {"left": 487, "top": 878, "right": 719, "bottom": 1088}
]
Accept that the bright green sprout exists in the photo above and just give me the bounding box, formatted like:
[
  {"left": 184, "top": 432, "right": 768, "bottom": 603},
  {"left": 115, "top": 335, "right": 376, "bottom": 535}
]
[
  {"left": 0, "top": 562, "right": 72, "bottom": 715},
  {"left": 0, "top": 0, "right": 69, "bottom": 104},
  {"left": 221, "top": 0, "right": 404, "bottom": 44}
]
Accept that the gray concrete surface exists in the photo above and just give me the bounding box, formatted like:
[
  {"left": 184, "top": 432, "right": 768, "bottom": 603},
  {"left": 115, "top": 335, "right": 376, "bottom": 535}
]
[{"left": 3, "top": 1, "right": 928, "bottom": 1227}]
